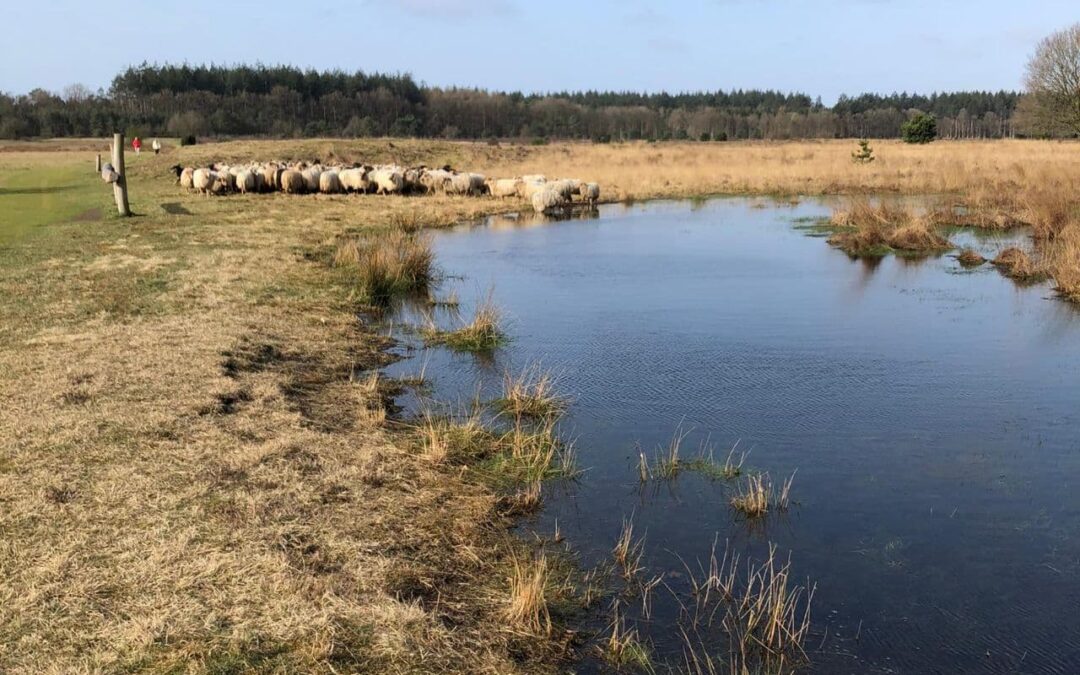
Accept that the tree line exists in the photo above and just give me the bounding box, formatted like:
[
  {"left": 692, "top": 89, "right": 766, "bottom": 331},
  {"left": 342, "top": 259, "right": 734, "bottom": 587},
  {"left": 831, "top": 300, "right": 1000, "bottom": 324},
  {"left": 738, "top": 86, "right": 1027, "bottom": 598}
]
[{"left": 0, "top": 63, "right": 1051, "bottom": 142}]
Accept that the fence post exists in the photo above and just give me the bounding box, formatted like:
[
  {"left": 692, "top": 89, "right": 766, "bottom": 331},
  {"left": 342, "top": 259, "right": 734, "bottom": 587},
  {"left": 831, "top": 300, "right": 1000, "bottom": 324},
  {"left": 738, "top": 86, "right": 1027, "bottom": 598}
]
[
  {"left": 111, "top": 133, "right": 130, "bottom": 217},
  {"left": 95, "top": 153, "right": 101, "bottom": 173}
]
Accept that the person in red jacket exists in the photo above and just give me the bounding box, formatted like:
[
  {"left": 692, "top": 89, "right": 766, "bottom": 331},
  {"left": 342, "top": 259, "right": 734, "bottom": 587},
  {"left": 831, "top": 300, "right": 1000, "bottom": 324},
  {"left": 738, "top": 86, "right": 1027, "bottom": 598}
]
[{"left": 132, "top": 137, "right": 142, "bottom": 154}]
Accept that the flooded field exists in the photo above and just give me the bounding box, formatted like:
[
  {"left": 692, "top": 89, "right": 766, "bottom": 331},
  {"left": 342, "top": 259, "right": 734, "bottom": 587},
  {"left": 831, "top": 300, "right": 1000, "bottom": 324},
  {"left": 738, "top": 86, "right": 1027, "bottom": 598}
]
[{"left": 385, "top": 198, "right": 1080, "bottom": 674}]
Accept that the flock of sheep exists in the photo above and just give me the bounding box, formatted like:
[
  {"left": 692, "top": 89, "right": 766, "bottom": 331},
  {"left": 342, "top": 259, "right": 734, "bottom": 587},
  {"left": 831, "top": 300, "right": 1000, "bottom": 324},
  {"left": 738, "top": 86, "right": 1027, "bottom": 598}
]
[{"left": 169, "top": 161, "right": 601, "bottom": 213}]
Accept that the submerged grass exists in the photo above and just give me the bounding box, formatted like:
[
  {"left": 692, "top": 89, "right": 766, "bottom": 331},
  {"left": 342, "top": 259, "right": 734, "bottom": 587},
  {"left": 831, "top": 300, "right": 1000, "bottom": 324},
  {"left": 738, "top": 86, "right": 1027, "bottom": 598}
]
[
  {"left": 730, "top": 472, "right": 795, "bottom": 519},
  {"left": 649, "top": 430, "right": 747, "bottom": 482},
  {"left": 423, "top": 292, "right": 507, "bottom": 352}
]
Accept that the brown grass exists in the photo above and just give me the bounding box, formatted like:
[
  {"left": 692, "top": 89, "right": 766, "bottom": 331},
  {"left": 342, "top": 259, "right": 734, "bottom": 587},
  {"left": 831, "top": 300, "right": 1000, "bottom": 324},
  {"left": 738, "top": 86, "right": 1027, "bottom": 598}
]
[
  {"left": 423, "top": 291, "right": 507, "bottom": 352},
  {"left": 956, "top": 249, "right": 986, "bottom": 267},
  {"left": 504, "top": 551, "right": 553, "bottom": 636},
  {"left": 992, "top": 247, "right": 1046, "bottom": 282},
  {"left": 730, "top": 472, "right": 795, "bottom": 518},
  {"left": 497, "top": 363, "right": 567, "bottom": 419},
  {"left": 828, "top": 199, "right": 952, "bottom": 256}
]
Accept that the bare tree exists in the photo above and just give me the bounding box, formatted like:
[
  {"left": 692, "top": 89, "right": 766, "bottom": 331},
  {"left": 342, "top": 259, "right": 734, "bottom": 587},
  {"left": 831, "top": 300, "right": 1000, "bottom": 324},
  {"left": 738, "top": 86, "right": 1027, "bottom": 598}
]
[{"left": 1025, "top": 23, "right": 1080, "bottom": 136}]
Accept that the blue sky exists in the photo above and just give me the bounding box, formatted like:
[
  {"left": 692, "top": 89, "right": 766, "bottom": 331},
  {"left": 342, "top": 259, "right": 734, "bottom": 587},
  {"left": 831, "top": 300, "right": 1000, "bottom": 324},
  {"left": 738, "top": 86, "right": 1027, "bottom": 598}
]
[{"left": 1, "top": 1, "right": 1075, "bottom": 103}]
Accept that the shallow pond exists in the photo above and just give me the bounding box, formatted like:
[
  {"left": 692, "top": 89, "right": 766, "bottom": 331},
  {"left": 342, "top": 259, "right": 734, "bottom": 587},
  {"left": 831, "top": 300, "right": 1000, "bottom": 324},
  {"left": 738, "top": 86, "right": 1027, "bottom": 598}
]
[{"left": 384, "top": 198, "right": 1080, "bottom": 674}]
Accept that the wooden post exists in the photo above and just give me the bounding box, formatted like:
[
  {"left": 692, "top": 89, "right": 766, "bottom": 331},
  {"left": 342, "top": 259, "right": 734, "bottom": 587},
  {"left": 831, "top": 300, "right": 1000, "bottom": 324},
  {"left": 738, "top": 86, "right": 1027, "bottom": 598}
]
[
  {"left": 111, "top": 133, "right": 130, "bottom": 217},
  {"left": 95, "top": 153, "right": 101, "bottom": 173}
]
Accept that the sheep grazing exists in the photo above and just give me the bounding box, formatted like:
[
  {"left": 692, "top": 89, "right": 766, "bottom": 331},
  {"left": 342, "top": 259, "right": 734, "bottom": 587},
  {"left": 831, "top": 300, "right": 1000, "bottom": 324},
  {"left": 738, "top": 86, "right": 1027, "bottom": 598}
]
[
  {"left": 370, "top": 168, "right": 404, "bottom": 195},
  {"left": 519, "top": 178, "right": 549, "bottom": 199},
  {"left": 235, "top": 170, "right": 257, "bottom": 194},
  {"left": 488, "top": 178, "right": 523, "bottom": 198},
  {"left": 547, "top": 179, "right": 578, "bottom": 201},
  {"left": 446, "top": 172, "right": 486, "bottom": 196},
  {"left": 281, "top": 170, "right": 305, "bottom": 194},
  {"left": 580, "top": 182, "right": 600, "bottom": 206},
  {"left": 531, "top": 187, "right": 568, "bottom": 214},
  {"left": 319, "top": 170, "right": 343, "bottom": 194}
]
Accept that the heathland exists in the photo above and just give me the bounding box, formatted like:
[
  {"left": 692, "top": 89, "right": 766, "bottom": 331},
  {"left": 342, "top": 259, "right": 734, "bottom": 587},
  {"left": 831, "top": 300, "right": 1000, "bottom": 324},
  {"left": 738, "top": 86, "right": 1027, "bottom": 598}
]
[{"left": 2, "top": 137, "right": 1080, "bottom": 673}]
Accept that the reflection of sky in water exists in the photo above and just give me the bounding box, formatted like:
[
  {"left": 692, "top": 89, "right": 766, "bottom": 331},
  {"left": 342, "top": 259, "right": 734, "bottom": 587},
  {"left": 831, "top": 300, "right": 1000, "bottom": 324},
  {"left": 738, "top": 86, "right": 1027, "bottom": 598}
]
[{"left": 384, "top": 198, "right": 1080, "bottom": 674}]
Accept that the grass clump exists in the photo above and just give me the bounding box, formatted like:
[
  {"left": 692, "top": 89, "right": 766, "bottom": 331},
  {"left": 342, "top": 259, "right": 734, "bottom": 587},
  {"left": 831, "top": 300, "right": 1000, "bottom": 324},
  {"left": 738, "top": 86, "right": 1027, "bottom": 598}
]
[
  {"left": 504, "top": 551, "right": 553, "bottom": 636},
  {"left": 423, "top": 292, "right": 507, "bottom": 352},
  {"left": 648, "top": 430, "right": 746, "bottom": 482},
  {"left": 729, "top": 472, "right": 795, "bottom": 519},
  {"left": 603, "top": 605, "right": 655, "bottom": 673},
  {"left": 333, "top": 229, "right": 434, "bottom": 304},
  {"left": 992, "top": 247, "right": 1046, "bottom": 282},
  {"left": 681, "top": 542, "right": 815, "bottom": 675},
  {"left": 956, "top": 249, "right": 986, "bottom": 267},
  {"left": 828, "top": 199, "right": 952, "bottom": 257},
  {"left": 495, "top": 364, "right": 568, "bottom": 420},
  {"left": 612, "top": 516, "right": 646, "bottom": 581}
]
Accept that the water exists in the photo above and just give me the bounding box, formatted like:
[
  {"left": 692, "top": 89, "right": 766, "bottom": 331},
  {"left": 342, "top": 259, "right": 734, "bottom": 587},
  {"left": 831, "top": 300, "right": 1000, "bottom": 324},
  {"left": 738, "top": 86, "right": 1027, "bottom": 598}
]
[{"left": 384, "top": 199, "right": 1080, "bottom": 674}]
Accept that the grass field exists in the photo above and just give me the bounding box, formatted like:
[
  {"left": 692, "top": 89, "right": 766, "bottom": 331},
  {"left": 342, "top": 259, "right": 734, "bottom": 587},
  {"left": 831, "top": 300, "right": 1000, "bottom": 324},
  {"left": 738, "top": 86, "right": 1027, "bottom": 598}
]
[{"left": 2, "top": 137, "right": 1080, "bottom": 673}]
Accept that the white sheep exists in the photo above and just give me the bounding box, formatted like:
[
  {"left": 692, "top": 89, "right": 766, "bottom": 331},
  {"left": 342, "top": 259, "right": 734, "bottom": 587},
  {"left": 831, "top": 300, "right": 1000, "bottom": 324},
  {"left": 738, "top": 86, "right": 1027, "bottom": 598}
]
[
  {"left": 319, "top": 171, "right": 343, "bottom": 194},
  {"left": 301, "top": 167, "right": 322, "bottom": 193},
  {"left": 339, "top": 167, "right": 370, "bottom": 193},
  {"left": 281, "top": 169, "right": 305, "bottom": 194},
  {"left": 547, "top": 179, "right": 578, "bottom": 200},
  {"left": 420, "top": 168, "right": 452, "bottom": 193},
  {"left": 235, "top": 170, "right": 257, "bottom": 194},
  {"left": 519, "top": 178, "right": 549, "bottom": 199},
  {"left": 580, "top": 182, "right": 600, "bottom": 206},
  {"left": 179, "top": 167, "right": 194, "bottom": 190},
  {"left": 488, "top": 178, "right": 523, "bottom": 198},
  {"left": 531, "top": 187, "right": 568, "bottom": 213},
  {"left": 370, "top": 168, "right": 404, "bottom": 195},
  {"left": 192, "top": 168, "right": 214, "bottom": 194}
]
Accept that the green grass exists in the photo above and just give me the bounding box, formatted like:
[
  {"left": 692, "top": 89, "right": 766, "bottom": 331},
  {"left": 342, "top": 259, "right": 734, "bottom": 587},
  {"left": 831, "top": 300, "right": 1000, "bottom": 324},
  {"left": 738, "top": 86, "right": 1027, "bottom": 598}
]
[{"left": 0, "top": 159, "right": 110, "bottom": 241}]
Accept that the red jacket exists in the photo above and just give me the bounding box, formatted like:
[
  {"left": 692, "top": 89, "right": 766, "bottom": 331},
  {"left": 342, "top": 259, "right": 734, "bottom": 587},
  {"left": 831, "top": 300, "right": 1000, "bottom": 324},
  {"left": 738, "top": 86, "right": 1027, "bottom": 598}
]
[{"left": 132, "top": 138, "right": 142, "bottom": 149}]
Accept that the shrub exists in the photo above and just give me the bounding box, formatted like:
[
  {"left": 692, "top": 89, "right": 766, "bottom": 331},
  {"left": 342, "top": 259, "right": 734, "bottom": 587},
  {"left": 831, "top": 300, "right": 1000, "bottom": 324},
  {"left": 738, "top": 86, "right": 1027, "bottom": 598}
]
[
  {"left": 179, "top": 135, "right": 197, "bottom": 146},
  {"left": 901, "top": 113, "right": 937, "bottom": 144}
]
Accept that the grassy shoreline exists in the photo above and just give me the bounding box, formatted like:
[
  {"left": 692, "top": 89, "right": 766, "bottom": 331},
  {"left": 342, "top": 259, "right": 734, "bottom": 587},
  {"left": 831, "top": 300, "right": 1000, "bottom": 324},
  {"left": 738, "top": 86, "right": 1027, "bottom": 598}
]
[{"left": 2, "top": 137, "right": 1080, "bottom": 672}]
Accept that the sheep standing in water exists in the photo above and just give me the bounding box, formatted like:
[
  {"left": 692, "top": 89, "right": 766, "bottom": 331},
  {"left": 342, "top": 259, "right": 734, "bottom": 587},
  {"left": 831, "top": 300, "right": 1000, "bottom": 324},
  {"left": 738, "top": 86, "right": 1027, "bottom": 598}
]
[
  {"left": 580, "top": 182, "right": 600, "bottom": 206},
  {"left": 531, "top": 187, "right": 568, "bottom": 213}
]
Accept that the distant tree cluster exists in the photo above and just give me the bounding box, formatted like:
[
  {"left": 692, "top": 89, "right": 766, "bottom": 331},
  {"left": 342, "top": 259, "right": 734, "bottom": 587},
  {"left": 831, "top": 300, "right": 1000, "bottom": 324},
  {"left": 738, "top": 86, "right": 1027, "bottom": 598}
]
[{"left": 0, "top": 63, "right": 1039, "bottom": 142}]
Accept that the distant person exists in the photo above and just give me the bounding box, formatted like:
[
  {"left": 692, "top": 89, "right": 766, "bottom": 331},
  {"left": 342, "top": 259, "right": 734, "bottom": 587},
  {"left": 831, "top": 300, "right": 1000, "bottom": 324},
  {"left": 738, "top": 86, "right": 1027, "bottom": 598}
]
[
  {"left": 132, "top": 137, "right": 142, "bottom": 154},
  {"left": 152, "top": 138, "right": 161, "bottom": 155}
]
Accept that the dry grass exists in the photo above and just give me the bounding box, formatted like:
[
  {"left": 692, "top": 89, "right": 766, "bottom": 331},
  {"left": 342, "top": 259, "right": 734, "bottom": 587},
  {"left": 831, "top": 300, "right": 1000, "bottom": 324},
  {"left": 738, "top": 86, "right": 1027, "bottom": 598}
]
[
  {"left": 681, "top": 541, "right": 814, "bottom": 675},
  {"left": 828, "top": 199, "right": 952, "bottom": 256},
  {"left": 504, "top": 551, "right": 553, "bottom": 636},
  {"left": 730, "top": 472, "right": 795, "bottom": 519},
  {"left": 333, "top": 229, "right": 434, "bottom": 304},
  {"left": 497, "top": 363, "right": 568, "bottom": 419},
  {"left": 956, "top": 249, "right": 987, "bottom": 267},
  {"left": 613, "top": 517, "right": 646, "bottom": 581},
  {"left": 992, "top": 247, "right": 1046, "bottom": 282}
]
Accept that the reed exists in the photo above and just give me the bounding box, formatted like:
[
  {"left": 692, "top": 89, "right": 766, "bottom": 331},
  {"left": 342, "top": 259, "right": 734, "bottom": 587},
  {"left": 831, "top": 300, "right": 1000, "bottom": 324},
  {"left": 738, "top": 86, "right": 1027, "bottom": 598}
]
[
  {"left": 828, "top": 199, "right": 952, "bottom": 256},
  {"left": 992, "top": 247, "right": 1046, "bottom": 282},
  {"left": 612, "top": 516, "right": 646, "bottom": 581},
  {"left": 603, "top": 603, "right": 655, "bottom": 673},
  {"left": 956, "top": 249, "right": 986, "bottom": 267}
]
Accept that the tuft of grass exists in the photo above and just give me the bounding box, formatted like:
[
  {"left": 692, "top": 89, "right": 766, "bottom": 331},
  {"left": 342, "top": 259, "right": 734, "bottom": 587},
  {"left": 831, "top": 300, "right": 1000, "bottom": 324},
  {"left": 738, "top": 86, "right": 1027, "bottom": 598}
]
[
  {"left": 681, "top": 544, "right": 815, "bottom": 675},
  {"left": 956, "top": 248, "right": 986, "bottom": 267},
  {"left": 423, "top": 292, "right": 507, "bottom": 352},
  {"left": 426, "top": 287, "right": 460, "bottom": 307},
  {"left": 992, "top": 247, "right": 1046, "bottom": 282},
  {"left": 603, "top": 604, "right": 655, "bottom": 673},
  {"left": 650, "top": 431, "right": 746, "bottom": 482},
  {"left": 334, "top": 230, "right": 434, "bottom": 304},
  {"left": 504, "top": 551, "right": 553, "bottom": 636},
  {"left": 828, "top": 199, "right": 952, "bottom": 257},
  {"left": 730, "top": 471, "right": 795, "bottom": 518},
  {"left": 612, "top": 516, "right": 646, "bottom": 581},
  {"left": 495, "top": 363, "right": 568, "bottom": 420}
]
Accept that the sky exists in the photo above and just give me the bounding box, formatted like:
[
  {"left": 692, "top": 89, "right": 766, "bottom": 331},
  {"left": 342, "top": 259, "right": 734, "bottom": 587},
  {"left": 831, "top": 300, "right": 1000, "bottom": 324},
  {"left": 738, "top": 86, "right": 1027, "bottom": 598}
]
[{"left": 1, "top": 0, "right": 1076, "bottom": 103}]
